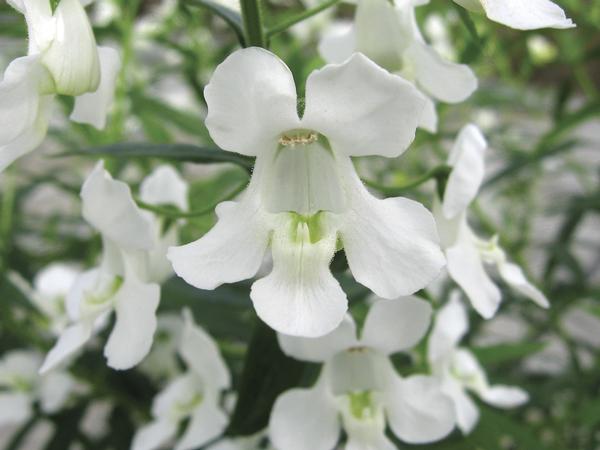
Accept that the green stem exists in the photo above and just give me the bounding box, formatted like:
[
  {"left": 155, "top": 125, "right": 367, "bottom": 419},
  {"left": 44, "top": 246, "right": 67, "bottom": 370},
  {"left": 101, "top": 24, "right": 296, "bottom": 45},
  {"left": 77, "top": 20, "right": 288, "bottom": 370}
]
[
  {"left": 240, "top": 0, "right": 265, "bottom": 47},
  {"left": 363, "top": 165, "right": 452, "bottom": 197},
  {"left": 0, "top": 172, "right": 16, "bottom": 275},
  {"left": 266, "top": 0, "right": 342, "bottom": 38},
  {"left": 136, "top": 180, "right": 248, "bottom": 219}
]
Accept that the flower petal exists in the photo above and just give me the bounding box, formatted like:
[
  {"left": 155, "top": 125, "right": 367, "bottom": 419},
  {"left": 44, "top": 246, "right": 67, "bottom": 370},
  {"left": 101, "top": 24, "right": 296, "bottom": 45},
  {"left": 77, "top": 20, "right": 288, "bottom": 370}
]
[
  {"left": 175, "top": 400, "right": 228, "bottom": 450},
  {"left": 104, "top": 269, "right": 160, "bottom": 370},
  {"left": 168, "top": 190, "right": 270, "bottom": 290},
  {"left": 269, "top": 384, "right": 340, "bottom": 450},
  {"left": 317, "top": 21, "right": 356, "bottom": 64},
  {"left": 140, "top": 165, "right": 189, "bottom": 211},
  {"left": 498, "top": 262, "right": 550, "bottom": 308},
  {"left": 427, "top": 291, "right": 469, "bottom": 363},
  {"left": 179, "top": 309, "right": 230, "bottom": 389},
  {"left": 81, "top": 161, "right": 155, "bottom": 251},
  {"left": 70, "top": 45, "right": 120, "bottom": 129},
  {"left": 481, "top": 0, "right": 575, "bottom": 30},
  {"left": 340, "top": 164, "right": 445, "bottom": 299},
  {"left": 302, "top": 53, "right": 426, "bottom": 158},
  {"left": 361, "top": 297, "right": 432, "bottom": 355},
  {"left": 204, "top": 47, "right": 299, "bottom": 156},
  {"left": 443, "top": 124, "right": 487, "bottom": 219},
  {"left": 251, "top": 218, "right": 347, "bottom": 337},
  {"left": 40, "top": 322, "right": 93, "bottom": 374},
  {"left": 39, "top": 371, "right": 75, "bottom": 413},
  {"left": 406, "top": 40, "right": 477, "bottom": 103},
  {"left": 442, "top": 378, "right": 480, "bottom": 434},
  {"left": 479, "top": 385, "right": 529, "bottom": 408},
  {"left": 277, "top": 315, "right": 358, "bottom": 363},
  {"left": 445, "top": 227, "right": 501, "bottom": 319},
  {"left": 418, "top": 93, "right": 438, "bottom": 133},
  {"left": 0, "top": 392, "right": 32, "bottom": 426},
  {"left": 131, "top": 420, "right": 178, "bottom": 450},
  {"left": 385, "top": 375, "right": 455, "bottom": 444}
]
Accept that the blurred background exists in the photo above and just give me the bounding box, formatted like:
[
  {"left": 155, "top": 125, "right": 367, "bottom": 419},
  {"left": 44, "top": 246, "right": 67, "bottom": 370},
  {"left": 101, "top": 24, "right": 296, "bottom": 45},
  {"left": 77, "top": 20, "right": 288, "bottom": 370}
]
[{"left": 0, "top": 0, "right": 599, "bottom": 449}]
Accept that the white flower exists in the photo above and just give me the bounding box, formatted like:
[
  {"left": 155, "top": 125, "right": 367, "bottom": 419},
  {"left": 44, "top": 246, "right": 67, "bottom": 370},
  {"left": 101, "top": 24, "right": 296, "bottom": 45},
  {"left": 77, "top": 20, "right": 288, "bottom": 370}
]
[
  {"left": 0, "top": 0, "right": 121, "bottom": 172},
  {"left": 0, "top": 350, "right": 77, "bottom": 426},
  {"left": 270, "top": 297, "right": 456, "bottom": 449},
  {"left": 31, "top": 263, "right": 81, "bottom": 335},
  {"left": 453, "top": 0, "right": 575, "bottom": 30},
  {"left": 132, "top": 310, "right": 230, "bottom": 450},
  {"left": 433, "top": 124, "right": 550, "bottom": 318},
  {"left": 40, "top": 163, "right": 188, "bottom": 372},
  {"left": 428, "top": 293, "right": 529, "bottom": 434},
  {"left": 168, "top": 47, "right": 445, "bottom": 338},
  {"left": 318, "top": 0, "right": 477, "bottom": 132}
]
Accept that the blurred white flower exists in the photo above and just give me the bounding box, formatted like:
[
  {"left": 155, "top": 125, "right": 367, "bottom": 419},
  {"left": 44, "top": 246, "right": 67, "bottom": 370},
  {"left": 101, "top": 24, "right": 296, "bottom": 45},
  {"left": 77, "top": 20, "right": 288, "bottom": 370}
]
[
  {"left": 0, "top": 0, "right": 121, "bottom": 172},
  {"left": 270, "top": 298, "right": 456, "bottom": 449},
  {"left": 132, "top": 310, "right": 230, "bottom": 450},
  {"left": 318, "top": 0, "right": 477, "bottom": 132},
  {"left": 0, "top": 350, "right": 77, "bottom": 426},
  {"left": 428, "top": 293, "right": 529, "bottom": 434},
  {"left": 453, "top": 0, "right": 575, "bottom": 30},
  {"left": 169, "top": 47, "right": 445, "bottom": 338},
  {"left": 40, "top": 163, "right": 188, "bottom": 372},
  {"left": 433, "top": 124, "right": 549, "bottom": 318},
  {"left": 527, "top": 35, "right": 558, "bottom": 65}
]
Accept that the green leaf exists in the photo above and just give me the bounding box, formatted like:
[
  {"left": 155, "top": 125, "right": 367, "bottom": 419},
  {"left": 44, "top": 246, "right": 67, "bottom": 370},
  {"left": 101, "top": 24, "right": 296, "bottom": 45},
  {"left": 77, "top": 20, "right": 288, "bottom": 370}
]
[
  {"left": 56, "top": 142, "right": 255, "bottom": 171},
  {"left": 472, "top": 341, "right": 547, "bottom": 366},
  {"left": 184, "top": 0, "right": 246, "bottom": 46}
]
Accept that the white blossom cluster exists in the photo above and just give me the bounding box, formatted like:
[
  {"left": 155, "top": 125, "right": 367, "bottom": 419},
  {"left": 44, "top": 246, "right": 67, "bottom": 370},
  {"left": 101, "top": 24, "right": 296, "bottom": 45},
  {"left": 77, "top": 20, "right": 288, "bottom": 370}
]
[{"left": 0, "top": 0, "right": 577, "bottom": 449}]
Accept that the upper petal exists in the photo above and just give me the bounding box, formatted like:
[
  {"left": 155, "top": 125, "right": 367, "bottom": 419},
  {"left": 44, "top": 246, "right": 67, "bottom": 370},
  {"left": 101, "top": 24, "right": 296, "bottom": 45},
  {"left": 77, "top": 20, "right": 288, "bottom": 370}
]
[
  {"left": 406, "top": 40, "right": 477, "bottom": 104},
  {"left": 360, "top": 297, "right": 432, "bottom": 355},
  {"left": 302, "top": 53, "right": 427, "bottom": 158},
  {"left": 481, "top": 0, "right": 575, "bottom": 30},
  {"left": 81, "top": 161, "right": 155, "bottom": 251},
  {"left": 498, "top": 261, "right": 550, "bottom": 308},
  {"left": 317, "top": 21, "right": 356, "bottom": 64},
  {"left": 251, "top": 218, "right": 347, "bottom": 337},
  {"left": 39, "top": 322, "right": 94, "bottom": 373},
  {"left": 70, "top": 45, "right": 121, "bottom": 129},
  {"left": 340, "top": 162, "right": 445, "bottom": 299},
  {"left": 385, "top": 375, "right": 455, "bottom": 443},
  {"left": 179, "top": 309, "right": 231, "bottom": 389},
  {"left": 168, "top": 190, "right": 270, "bottom": 290},
  {"left": 131, "top": 420, "right": 178, "bottom": 450},
  {"left": 140, "top": 165, "right": 189, "bottom": 211},
  {"left": 427, "top": 291, "right": 469, "bottom": 363},
  {"left": 269, "top": 383, "right": 340, "bottom": 450},
  {"left": 204, "top": 47, "right": 299, "bottom": 156},
  {"left": 442, "top": 124, "right": 487, "bottom": 219},
  {"left": 103, "top": 268, "right": 160, "bottom": 370},
  {"left": 277, "top": 315, "right": 358, "bottom": 363}
]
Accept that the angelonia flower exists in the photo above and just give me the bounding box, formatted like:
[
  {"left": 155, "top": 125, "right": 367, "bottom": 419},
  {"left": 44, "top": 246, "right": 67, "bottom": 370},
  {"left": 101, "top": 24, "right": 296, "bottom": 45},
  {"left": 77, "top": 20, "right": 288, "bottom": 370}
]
[
  {"left": 0, "top": 0, "right": 120, "bottom": 172},
  {"left": 0, "top": 350, "right": 78, "bottom": 426},
  {"left": 269, "top": 297, "right": 456, "bottom": 450},
  {"left": 318, "top": 0, "right": 477, "bottom": 132},
  {"left": 428, "top": 292, "right": 529, "bottom": 433},
  {"left": 452, "top": 0, "right": 575, "bottom": 30},
  {"left": 132, "top": 309, "right": 230, "bottom": 450},
  {"left": 169, "top": 48, "right": 446, "bottom": 338},
  {"left": 32, "top": 263, "right": 81, "bottom": 335},
  {"left": 433, "top": 124, "right": 549, "bottom": 318},
  {"left": 40, "top": 162, "right": 188, "bottom": 373}
]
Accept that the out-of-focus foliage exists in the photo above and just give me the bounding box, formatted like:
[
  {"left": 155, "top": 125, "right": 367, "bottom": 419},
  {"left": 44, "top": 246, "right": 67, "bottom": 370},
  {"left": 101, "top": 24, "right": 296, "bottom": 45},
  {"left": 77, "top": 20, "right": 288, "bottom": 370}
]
[{"left": 0, "top": 0, "right": 599, "bottom": 449}]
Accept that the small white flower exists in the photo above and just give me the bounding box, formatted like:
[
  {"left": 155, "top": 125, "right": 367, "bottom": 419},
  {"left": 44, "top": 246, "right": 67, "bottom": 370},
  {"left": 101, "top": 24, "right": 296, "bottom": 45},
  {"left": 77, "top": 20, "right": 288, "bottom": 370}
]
[
  {"left": 318, "top": 0, "right": 477, "bottom": 132},
  {"left": 269, "top": 298, "right": 456, "bottom": 450},
  {"left": 433, "top": 124, "right": 550, "bottom": 318},
  {"left": 428, "top": 293, "right": 529, "bottom": 434},
  {"left": 0, "top": 0, "right": 121, "bottom": 172},
  {"left": 0, "top": 350, "right": 78, "bottom": 426},
  {"left": 453, "top": 0, "right": 575, "bottom": 30},
  {"left": 168, "top": 47, "right": 445, "bottom": 338},
  {"left": 132, "top": 310, "right": 230, "bottom": 450},
  {"left": 40, "top": 163, "right": 188, "bottom": 372}
]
